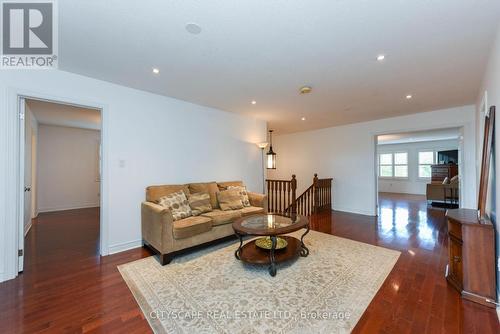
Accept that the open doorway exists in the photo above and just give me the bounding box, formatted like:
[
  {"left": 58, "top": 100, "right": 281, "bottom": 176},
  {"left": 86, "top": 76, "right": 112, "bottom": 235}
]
[
  {"left": 20, "top": 98, "right": 102, "bottom": 272},
  {"left": 375, "top": 127, "right": 463, "bottom": 213}
]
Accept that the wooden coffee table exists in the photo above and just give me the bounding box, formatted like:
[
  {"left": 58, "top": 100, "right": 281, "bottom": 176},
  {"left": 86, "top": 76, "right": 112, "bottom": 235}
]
[{"left": 232, "top": 213, "right": 309, "bottom": 277}]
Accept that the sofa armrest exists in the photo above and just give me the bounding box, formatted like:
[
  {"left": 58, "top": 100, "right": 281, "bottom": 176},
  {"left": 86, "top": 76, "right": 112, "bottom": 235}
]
[
  {"left": 141, "top": 201, "right": 174, "bottom": 253},
  {"left": 426, "top": 183, "right": 444, "bottom": 201},
  {"left": 248, "top": 192, "right": 268, "bottom": 213}
]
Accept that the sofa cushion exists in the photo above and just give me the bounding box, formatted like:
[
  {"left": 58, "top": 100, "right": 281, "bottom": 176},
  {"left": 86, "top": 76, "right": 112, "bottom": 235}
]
[
  {"left": 227, "top": 185, "right": 251, "bottom": 207},
  {"left": 217, "top": 189, "right": 244, "bottom": 211},
  {"left": 173, "top": 216, "right": 212, "bottom": 239},
  {"left": 188, "top": 192, "right": 212, "bottom": 216},
  {"left": 217, "top": 181, "right": 244, "bottom": 191},
  {"left": 158, "top": 190, "right": 192, "bottom": 221},
  {"left": 188, "top": 182, "right": 220, "bottom": 209},
  {"left": 201, "top": 209, "right": 241, "bottom": 226},
  {"left": 239, "top": 206, "right": 264, "bottom": 216},
  {"left": 147, "top": 184, "right": 189, "bottom": 203}
]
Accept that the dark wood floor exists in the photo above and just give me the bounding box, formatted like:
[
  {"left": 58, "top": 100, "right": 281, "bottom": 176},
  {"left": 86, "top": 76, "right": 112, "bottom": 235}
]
[{"left": 0, "top": 194, "right": 498, "bottom": 333}]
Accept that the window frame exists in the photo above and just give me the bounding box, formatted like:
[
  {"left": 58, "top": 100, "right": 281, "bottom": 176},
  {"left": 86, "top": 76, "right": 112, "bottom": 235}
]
[
  {"left": 417, "top": 150, "right": 436, "bottom": 180},
  {"left": 378, "top": 151, "right": 409, "bottom": 180},
  {"left": 378, "top": 152, "right": 393, "bottom": 178},
  {"left": 393, "top": 151, "right": 409, "bottom": 179}
]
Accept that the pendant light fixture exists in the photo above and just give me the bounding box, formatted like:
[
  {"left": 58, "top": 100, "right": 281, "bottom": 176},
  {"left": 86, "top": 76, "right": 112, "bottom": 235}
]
[{"left": 266, "top": 130, "right": 276, "bottom": 169}]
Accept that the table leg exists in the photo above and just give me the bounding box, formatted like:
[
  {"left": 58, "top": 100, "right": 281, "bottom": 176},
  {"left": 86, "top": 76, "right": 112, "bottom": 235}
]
[
  {"left": 300, "top": 224, "right": 310, "bottom": 257},
  {"left": 269, "top": 236, "right": 277, "bottom": 277},
  {"left": 234, "top": 233, "right": 243, "bottom": 260}
]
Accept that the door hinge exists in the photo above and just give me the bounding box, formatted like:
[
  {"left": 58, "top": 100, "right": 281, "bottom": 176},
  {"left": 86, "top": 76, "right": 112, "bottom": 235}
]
[
  {"left": 19, "top": 111, "right": 25, "bottom": 120},
  {"left": 18, "top": 249, "right": 23, "bottom": 257}
]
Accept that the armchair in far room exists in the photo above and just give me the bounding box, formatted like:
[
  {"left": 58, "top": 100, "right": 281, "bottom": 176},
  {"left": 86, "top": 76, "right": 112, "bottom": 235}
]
[{"left": 426, "top": 175, "right": 459, "bottom": 204}]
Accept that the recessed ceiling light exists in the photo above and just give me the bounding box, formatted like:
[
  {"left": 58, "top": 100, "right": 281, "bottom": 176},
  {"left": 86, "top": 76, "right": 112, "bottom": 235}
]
[
  {"left": 377, "top": 54, "right": 385, "bottom": 61},
  {"left": 152, "top": 68, "right": 160, "bottom": 74},
  {"left": 185, "top": 23, "right": 202, "bottom": 35},
  {"left": 406, "top": 94, "right": 413, "bottom": 99},
  {"left": 301, "top": 117, "right": 306, "bottom": 121},
  {"left": 251, "top": 100, "right": 257, "bottom": 105}
]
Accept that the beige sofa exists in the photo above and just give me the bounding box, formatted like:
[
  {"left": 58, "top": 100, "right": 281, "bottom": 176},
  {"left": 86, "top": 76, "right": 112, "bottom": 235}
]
[{"left": 141, "top": 181, "right": 267, "bottom": 264}]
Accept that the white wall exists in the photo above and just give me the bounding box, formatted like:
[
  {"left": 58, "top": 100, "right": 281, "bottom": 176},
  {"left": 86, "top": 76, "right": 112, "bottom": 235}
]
[
  {"left": 476, "top": 22, "right": 500, "bottom": 298},
  {"left": 37, "top": 124, "right": 101, "bottom": 212},
  {"left": 267, "top": 105, "right": 476, "bottom": 216},
  {"left": 378, "top": 139, "right": 459, "bottom": 195},
  {"left": 0, "top": 70, "right": 267, "bottom": 282}
]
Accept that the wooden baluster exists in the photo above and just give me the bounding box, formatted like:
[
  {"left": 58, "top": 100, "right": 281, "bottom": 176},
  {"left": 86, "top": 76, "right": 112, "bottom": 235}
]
[
  {"left": 273, "top": 181, "right": 278, "bottom": 212},
  {"left": 313, "top": 174, "right": 319, "bottom": 214},
  {"left": 320, "top": 180, "right": 323, "bottom": 209},
  {"left": 306, "top": 190, "right": 309, "bottom": 216},
  {"left": 307, "top": 190, "right": 312, "bottom": 216},
  {"left": 280, "top": 181, "right": 285, "bottom": 212},
  {"left": 329, "top": 180, "right": 332, "bottom": 207},
  {"left": 291, "top": 175, "right": 297, "bottom": 216},
  {"left": 289, "top": 182, "right": 292, "bottom": 212},
  {"left": 267, "top": 180, "right": 271, "bottom": 211},
  {"left": 322, "top": 180, "right": 325, "bottom": 209},
  {"left": 270, "top": 181, "right": 273, "bottom": 213}
]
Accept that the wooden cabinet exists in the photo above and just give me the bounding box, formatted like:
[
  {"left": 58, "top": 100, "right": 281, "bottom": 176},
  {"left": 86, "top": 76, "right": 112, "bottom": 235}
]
[
  {"left": 445, "top": 209, "right": 496, "bottom": 307},
  {"left": 431, "top": 164, "right": 458, "bottom": 182}
]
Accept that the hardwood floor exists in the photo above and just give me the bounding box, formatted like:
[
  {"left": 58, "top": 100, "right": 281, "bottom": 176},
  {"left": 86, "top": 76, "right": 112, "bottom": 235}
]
[{"left": 0, "top": 194, "right": 498, "bottom": 333}]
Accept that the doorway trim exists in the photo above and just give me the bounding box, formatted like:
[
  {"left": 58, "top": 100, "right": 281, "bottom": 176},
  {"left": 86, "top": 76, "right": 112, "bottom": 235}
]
[
  {"left": 372, "top": 123, "right": 474, "bottom": 213},
  {"left": 4, "top": 87, "right": 109, "bottom": 281}
]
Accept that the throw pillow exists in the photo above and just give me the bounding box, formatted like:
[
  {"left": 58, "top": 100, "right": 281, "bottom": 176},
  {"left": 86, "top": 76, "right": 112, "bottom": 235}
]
[
  {"left": 442, "top": 177, "right": 450, "bottom": 185},
  {"left": 227, "top": 185, "right": 251, "bottom": 207},
  {"left": 188, "top": 192, "right": 212, "bottom": 216},
  {"left": 217, "top": 189, "right": 244, "bottom": 211},
  {"left": 158, "top": 190, "right": 192, "bottom": 221},
  {"left": 450, "top": 175, "right": 459, "bottom": 184}
]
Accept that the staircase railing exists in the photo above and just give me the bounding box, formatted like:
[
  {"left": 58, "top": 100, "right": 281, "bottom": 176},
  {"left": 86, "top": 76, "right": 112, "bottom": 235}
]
[
  {"left": 266, "top": 175, "right": 296, "bottom": 215},
  {"left": 314, "top": 175, "right": 333, "bottom": 212},
  {"left": 266, "top": 174, "right": 333, "bottom": 216},
  {"left": 291, "top": 184, "right": 314, "bottom": 216}
]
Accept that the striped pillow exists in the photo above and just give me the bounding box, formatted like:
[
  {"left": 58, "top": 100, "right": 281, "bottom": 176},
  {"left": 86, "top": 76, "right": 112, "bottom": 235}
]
[
  {"left": 217, "top": 189, "right": 244, "bottom": 211},
  {"left": 188, "top": 192, "right": 212, "bottom": 216}
]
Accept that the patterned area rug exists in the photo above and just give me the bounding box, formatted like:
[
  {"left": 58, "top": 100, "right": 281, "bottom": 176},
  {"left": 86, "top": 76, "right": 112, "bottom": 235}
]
[{"left": 118, "top": 230, "right": 400, "bottom": 334}]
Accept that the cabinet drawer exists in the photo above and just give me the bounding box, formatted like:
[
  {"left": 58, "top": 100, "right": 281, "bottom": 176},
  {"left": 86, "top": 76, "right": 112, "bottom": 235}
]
[{"left": 448, "top": 220, "right": 462, "bottom": 239}]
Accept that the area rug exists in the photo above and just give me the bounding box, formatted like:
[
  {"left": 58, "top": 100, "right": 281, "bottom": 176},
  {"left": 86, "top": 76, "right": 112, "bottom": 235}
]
[{"left": 118, "top": 230, "right": 400, "bottom": 334}]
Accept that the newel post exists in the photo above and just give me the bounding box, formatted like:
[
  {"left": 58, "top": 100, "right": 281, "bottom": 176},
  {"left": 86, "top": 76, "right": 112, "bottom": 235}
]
[
  {"left": 313, "top": 173, "right": 319, "bottom": 213},
  {"left": 291, "top": 175, "right": 297, "bottom": 216}
]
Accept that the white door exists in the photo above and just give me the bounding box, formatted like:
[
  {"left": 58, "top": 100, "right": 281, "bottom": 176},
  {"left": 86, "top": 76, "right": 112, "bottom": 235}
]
[{"left": 19, "top": 97, "right": 27, "bottom": 272}]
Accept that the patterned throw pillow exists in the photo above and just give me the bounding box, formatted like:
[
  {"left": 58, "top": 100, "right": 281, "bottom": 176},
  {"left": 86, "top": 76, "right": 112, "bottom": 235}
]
[
  {"left": 227, "top": 186, "right": 251, "bottom": 207},
  {"left": 188, "top": 192, "right": 212, "bottom": 216},
  {"left": 217, "top": 189, "right": 244, "bottom": 211},
  {"left": 158, "top": 190, "right": 192, "bottom": 221}
]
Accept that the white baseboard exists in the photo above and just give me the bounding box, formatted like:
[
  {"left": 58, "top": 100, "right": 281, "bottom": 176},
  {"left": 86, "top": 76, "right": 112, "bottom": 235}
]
[
  {"left": 333, "top": 205, "right": 376, "bottom": 216},
  {"left": 38, "top": 204, "right": 100, "bottom": 213},
  {"left": 108, "top": 239, "right": 143, "bottom": 255},
  {"left": 24, "top": 220, "right": 33, "bottom": 237}
]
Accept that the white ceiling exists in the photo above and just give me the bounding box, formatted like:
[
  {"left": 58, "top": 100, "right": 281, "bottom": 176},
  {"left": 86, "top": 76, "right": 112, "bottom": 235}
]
[
  {"left": 27, "top": 99, "right": 101, "bottom": 130},
  {"left": 58, "top": 0, "right": 500, "bottom": 134},
  {"left": 377, "top": 128, "right": 461, "bottom": 145}
]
